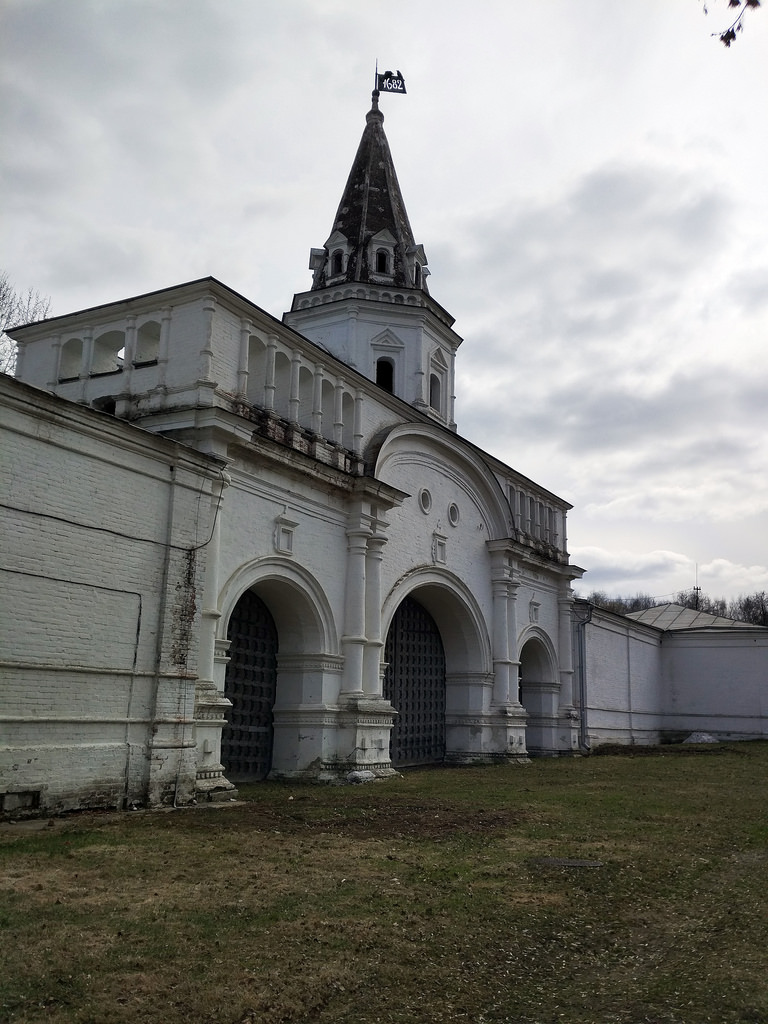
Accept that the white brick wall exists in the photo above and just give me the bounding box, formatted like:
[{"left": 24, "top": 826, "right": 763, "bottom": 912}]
[{"left": 0, "top": 376, "right": 221, "bottom": 813}]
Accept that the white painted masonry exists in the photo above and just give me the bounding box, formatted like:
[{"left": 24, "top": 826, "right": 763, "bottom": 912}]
[
  {"left": 572, "top": 601, "right": 768, "bottom": 747},
  {"left": 2, "top": 95, "right": 764, "bottom": 815},
  {"left": 3, "top": 272, "right": 582, "bottom": 812},
  {"left": 0, "top": 374, "right": 225, "bottom": 812}
]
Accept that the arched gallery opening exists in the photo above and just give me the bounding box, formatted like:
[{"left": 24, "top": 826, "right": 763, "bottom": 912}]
[
  {"left": 383, "top": 594, "right": 447, "bottom": 767},
  {"left": 221, "top": 589, "right": 279, "bottom": 781}
]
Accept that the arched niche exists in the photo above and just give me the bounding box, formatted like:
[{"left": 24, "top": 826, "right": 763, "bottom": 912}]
[{"left": 518, "top": 628, "right": 560, "bottom": 755}]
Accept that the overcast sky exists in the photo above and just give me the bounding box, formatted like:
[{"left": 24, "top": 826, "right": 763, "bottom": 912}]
[{"left": 2, "top": 0, "right": 766, "bottom": 601}]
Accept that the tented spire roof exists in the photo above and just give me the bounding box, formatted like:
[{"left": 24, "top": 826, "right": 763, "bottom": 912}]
[{"left": 309, "top": 92, "right": 429, "bottom": 293}]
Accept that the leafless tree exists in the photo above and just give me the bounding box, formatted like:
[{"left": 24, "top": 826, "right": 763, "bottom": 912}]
[
  {"left": 576, "top": 591, "right": 658, "bottom": 615},
  {"left": 0, "top": 271, "right": 52, "bottom": 375},
  {"left": 701, "top": 0, "right": 762, "bottom": 46},
  {"left": 729, "top": 591, "right": 768, "bottom": 626},
  {"left": 581, "top": 587, "right": 768, "bottom": 627}
]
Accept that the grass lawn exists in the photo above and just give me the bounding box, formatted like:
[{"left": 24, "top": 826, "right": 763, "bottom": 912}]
[{"left": 1, "top": 742, "right": 767, "bottom": 1024}]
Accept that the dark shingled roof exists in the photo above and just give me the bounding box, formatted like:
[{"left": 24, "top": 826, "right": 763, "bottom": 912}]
[{"left": 312, "top": 92, "right": 424, "bottom": 292}]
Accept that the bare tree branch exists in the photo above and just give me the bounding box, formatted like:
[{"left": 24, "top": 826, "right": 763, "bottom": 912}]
[
  {"left": 0, "top": 270, "right": 52, "bottom": 375},
  {"left": 701, "top": 0, "right": 762, "bottom": 46}
]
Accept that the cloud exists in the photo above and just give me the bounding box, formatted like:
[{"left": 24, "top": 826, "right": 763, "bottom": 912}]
[
  {"left": 1, "top": 0, "right": 766, "bottom": 607},
  {"left": 699, "top": 558, "right": 768, "bottom": 595},
  {"left": 444, "top": 157, "right": 768, "bottom": 539},
  {"left": 727, "top": 266, "right": 768, "bottom": 316},
  {"left": 571, "top": 547, "right": 768, "bottom": 601},
  {"left": 573, "top": 546, "right": 691, "bottom": 580}
]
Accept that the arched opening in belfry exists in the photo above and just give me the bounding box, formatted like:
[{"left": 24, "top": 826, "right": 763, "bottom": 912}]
[
  {"left": 91, "top": 330, "right": 125, "bottom": 376},
  {"left": 135, "top": 320, "right": 160, "bottom": 365},
  {"left": 383, "top": 595, "right": 446, "bottom": 766},
  {"left": 222, "top": 589, "right": 279, "bottom": 781},
  {"left": 58, "top": 337, "right": 83, "bottom": 381}
]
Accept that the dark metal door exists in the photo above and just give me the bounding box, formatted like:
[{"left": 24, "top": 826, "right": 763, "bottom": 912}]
[
  {"left": 222, "top": 589, "right": 278, "bottom": 780},
  {"left": 383, "top": 595, "right": 446, "bottom": 766}
]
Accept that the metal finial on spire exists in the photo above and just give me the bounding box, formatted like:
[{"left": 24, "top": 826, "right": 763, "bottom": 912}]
[{"left": 367, "top": 89, "right": 383, "bottom": 125}]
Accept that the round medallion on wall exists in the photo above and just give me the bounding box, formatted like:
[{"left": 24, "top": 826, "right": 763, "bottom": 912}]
[
  {"left": 418, "top": 488, "right": 432, "bottom": 514},
  {"left": 448, "top": 502, "right": 460, "bottom": 527}
]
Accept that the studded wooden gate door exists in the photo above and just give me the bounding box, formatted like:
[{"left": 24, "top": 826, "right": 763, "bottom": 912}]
[
  {"left": 383, "top": 595, "right": 446, "bottom": 766},
  {"left": 222, "top": 590, "right": 278, "bottom": 781}
]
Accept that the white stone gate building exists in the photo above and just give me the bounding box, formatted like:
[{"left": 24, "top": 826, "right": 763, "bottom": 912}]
[{"left": 1, "top": 94, "right": 585, "bottom": 812}]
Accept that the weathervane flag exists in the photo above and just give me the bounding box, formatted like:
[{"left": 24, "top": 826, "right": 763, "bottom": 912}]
[{"left": 376, "top": 68, "right": 407, "bottom": 94}]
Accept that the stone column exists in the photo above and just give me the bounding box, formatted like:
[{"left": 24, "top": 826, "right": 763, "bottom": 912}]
[
  {"left": 353, "top": 389, "right": 364, "bottom": 455},
  {"left": 508, "top": 574, "right": 522, "bottom": 705},
  {"left": 487, "top": 542, "right": 515, "bottom": 707},
  {"left": 413, "top": 313, "right": 428, "bottom": 408},
  {"left": 46, "top": 333, "right": 61, "bottom": 389},
  {"left": 363, "top": 533, "right": 387, "bottom": 697},
  {"left": 491, "top": 574, "right": 511, "bottom": 706},
  {"left": 196, "top": 472, "right": 228, "bottom": 689},
  {"left": 340, "top": 517, "right": 370, "bottom": 698},
  {"left": 312, "top": 364, "right": 324, "bottom": 435},
  {"left": 121, "top": 314, "right": 137, "bottom": 393},
  {"left": 289, "top": 349, "right": 301, "bottom": 423},
  {"left": 448, "top": 343, "right": 458, "bottom": 430},
  {"left": 199, "top": 295, "right": 215, "bottom": 381},
  {"left": 334, "top": 379, "right": 345, "bottom": 445},
  {"left": 194, "top": 470, "right": 236, "bottom": 800},
  {"left": 157, "top": 306, "right": 171, "bottom": 389},
  {"left": 346, "top": 305, "right": 359, "bottom": 369},
  {"left": 78, "top": 328, "right": 93, "bottom": 403},
  {"left": 558, "top": 589, "right": 576, "bottom": 713},
  {"left": 264, "top": 334, "right": 277, "bottom": 411},
  {"left": 237, "top": 318, "right": 252, "bottom": 398}
]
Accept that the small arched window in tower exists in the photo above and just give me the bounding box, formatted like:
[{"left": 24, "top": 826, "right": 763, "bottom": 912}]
[
  {"left": 429, "top": 373, "right": 441, "bottom": 412},
  {"left": 413, "top": 264, "right": 421, "bottom": 287},
  {"left": 376, "top": 249, "right": 390, "bottom": 274},
  {"left": 331, "top": 249, "right": 344, "bottom": 276},
  {"left": 376, "top": 357, "right": 394, "bottom": 394}
]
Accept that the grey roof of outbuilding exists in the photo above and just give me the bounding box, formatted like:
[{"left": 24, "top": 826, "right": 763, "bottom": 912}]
[{"left": 626, "top": 603, "right": 760, "bottom": 630}]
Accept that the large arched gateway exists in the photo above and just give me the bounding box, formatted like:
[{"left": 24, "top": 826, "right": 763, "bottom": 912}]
[
  {"left": 383, "top": 595, "right": 446, "bottom": 766},
  {"left": 221, "top": 589, "right": 279, "bottom": 781}
]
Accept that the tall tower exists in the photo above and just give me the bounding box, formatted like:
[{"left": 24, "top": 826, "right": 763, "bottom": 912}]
[{"left": 284, "top": 91, "right": 462, "bottom": 430}]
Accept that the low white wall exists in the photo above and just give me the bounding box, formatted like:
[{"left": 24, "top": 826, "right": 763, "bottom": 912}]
[
  {"left": 576, "top": 602, "right": 768, "bottom": 748},
  {"left": 661, "top": 630, "right": 768, "bottom": 741},
  {"left": 576, "top": 605, "right": 663, "bottom": 747}
]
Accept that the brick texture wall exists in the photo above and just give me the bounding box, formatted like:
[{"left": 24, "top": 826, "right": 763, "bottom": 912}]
[{"left": 0, "top": 377, "right": 220, "bottom": 813}]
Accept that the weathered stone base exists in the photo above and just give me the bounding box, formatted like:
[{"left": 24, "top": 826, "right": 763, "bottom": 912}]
[{"left": 443, "top": 750, "right": 530, "bottom": 766}]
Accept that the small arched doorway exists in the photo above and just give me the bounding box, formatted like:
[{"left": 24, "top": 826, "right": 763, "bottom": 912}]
[
  {"left": 519, "top": 635, "right": 558, "bottom": 755},
  {"left": 222, "top": 589, "right": 278, "bottom": 780},
  {"left": 383, "top": 595, "right": 446, "bottom": 766}
]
